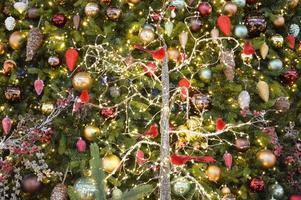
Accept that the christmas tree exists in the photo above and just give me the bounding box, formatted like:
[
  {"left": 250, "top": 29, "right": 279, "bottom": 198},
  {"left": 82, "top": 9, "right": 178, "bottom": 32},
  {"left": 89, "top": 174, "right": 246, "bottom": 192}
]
[{"left": 0, "top": 0, "right": 301, "bottom": 199}]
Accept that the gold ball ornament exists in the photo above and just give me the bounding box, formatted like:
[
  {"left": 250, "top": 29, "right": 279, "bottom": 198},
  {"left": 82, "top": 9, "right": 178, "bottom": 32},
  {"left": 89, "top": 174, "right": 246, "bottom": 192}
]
[
  {"left": 206, "top": 165, "right": 221, "bottom": 182},
  {"left": 221, "top": 186, "right": 231, "bottom": 195},
  {"left": 271, "top": 34, "right": 284, "bottom": 48},
  {"left": 256, "top": 149, "right": 277, "bottom": 169},
  {"left": 223, "top": 2, "right": 238, "bottom": 17},
  {"left": 102, "top": 154, "right": 121, "bottom": 173},
  {"left": 127, "top": 0, "right": 141, "bottom": 5},
  {"left": 289, "top": 0, "right": 299, "bottom": 8},
  {"left": 0, "top": 43, "right": 5, "bottom": 55},
  {"left": 83, "top": 125, "right": 101, "bottom": 142},
  {"left": 139, "top": 26, "right": 155, "bottom": 43},
  {"left": 85, "top": 3, "right": 100, "bottom": 17},
  {"left": 273, "top": 16, "right": 285, "bottom": 28},
  {"left": 72, "top": 72, "right": 93, "bottom": 91},
  {"left": 3, "top": 60, "right": 16, "bottom": 75},
  {"left": 41, "top": 102, "right": 54, "bottom": 114},
  {"left": 167, "top": 48, "right": 180, "bottom": 62},
  {"left": 9, "top": 31, "right": 24, "bottom": 50}
]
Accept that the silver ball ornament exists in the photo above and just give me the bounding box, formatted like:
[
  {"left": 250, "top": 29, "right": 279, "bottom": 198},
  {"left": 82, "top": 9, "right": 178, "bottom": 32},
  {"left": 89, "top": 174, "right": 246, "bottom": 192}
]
[
  {"left": 234, "top": 25, "right": 248, "bottom": 38},
  {"left": 172, "top": 178, "right": 191, "bottom": 196},
  {"left": 269, "top": 183, "right": 284, "bottom": 199},
  {"left": 199, "top": 68, "right": 212, "bottom": 81},
  {"left": 74, "top": 177, "right": 97, "bottom": 200},
  {"left": 268, "top": 59, "right": 283, "bottom": 71}
]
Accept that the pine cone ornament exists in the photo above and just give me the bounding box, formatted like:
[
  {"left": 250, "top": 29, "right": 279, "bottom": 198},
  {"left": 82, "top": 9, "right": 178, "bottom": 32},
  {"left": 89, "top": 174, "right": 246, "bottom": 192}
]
[
  {"left": 220, "top": 50, "right": 235, "bottom": 81},
  {"left": 26, "top": 27, "right": 43, "bottom": 61},
  {"left": 50, "top": 183, "right": 68, "bottom": 200}
]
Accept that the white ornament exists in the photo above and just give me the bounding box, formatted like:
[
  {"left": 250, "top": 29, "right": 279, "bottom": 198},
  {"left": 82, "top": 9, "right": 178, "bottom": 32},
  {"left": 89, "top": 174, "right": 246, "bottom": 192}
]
[
  {"left": 238, "top": 90, "right": 250, "bottom": 109},
  {"left": 14, "top": 1, "right": 28, "bottom": 14},
  {"left": 289, "top": 24, "right": 300, "bottom": 37},
  {"left": 171, "top": 10, "right": 176, "bottom": 18},
  {"left": 5, "top": 17, "right": 16, "bottom": 31},
  {"left": 165, "top": 21, "right": 174, "bottom": 37},
  {"left": 179, "top": 31, "right": 188, "bottom": 49}
]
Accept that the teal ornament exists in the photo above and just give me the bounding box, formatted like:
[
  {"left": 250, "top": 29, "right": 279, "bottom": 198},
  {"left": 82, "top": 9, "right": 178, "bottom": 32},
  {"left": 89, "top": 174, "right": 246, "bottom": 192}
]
[
  {"left": 269, "top": 183, "right": 284, "bottom": 199},
  {"left": 74, "top": 177, "right": 97, "bottom": 200},
  {"left": 233, "top": 0, "right": 246, "bottom": 7},
  {"left": 268, "top": 59, "right": 283, "bottom": 71},
  {"left": 172, "top": 177, "right": 191, "bottom": 196},
  {"left": 199, "top": 68, "right": 212, "bottom": 81},
  {"left": 234, "top": 25, "right": 248, "bottom": 38},
  {"left": 171, "top": 0, "right": 185, "bottom": 9}
]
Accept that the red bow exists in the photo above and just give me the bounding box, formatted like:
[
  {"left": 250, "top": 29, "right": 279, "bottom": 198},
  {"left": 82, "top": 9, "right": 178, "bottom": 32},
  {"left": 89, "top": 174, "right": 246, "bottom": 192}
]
[{"left": 170, "top": 153, "right": 216, "bottom": 166}]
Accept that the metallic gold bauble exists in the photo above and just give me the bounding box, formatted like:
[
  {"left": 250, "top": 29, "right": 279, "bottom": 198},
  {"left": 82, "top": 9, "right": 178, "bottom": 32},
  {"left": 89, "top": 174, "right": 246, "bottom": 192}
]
[
  {"left": 3, "top": 60, "right": 16, "bottom": 75},
  {"left": 9, "top": 31, "right": 23, "bottom": 50},
  {"left": 102, "top": 154, "right": 121, "bottom": 173},
  {"left": 139, "top": 26, "right": 155, "bottom": 43},
  {"left": 5, "top": 86, "right": 21, "bottom": 101},
  {"left": 235, "top": 138, "right": 250, "bottom": 152},
  {"left": 206, "top": 165, "right": 221, "bottom": 182},
  {"left": 221, "top": 186, "right": 231, "bottom": 195},
  {"left": 74, "top": 177, "right": 97, "bottom": 200},
  {"left": 223, "top": 2, "right": 238, "bottom": 17},
  {"left": 127, "top": 0, "right": 141, "bottom": 5},
  {"left": 83, "top": 125, "right": 101, "bottom": 142},
  {"left": 191, "top": 93, "right": 210, "bottom": 110},
  {"left": 41, "top": 102, "right": 54, "bottom": 114},
  {"left": 256, "top": 149, "right": 277, "bottom": 169},
  {"left": 271, "top": 34, "right": 284, "bottom": 48},
  {"left": 273, "top": 16, "right": 285, "bottom": 28},
  {"left": 0, "top": 43, "right": 5, "bottom": 55},
  {"left": 289, "top": 0, "right": 299, "bottom": 8},
  {"left": 85, "top": 3, "right": 100, "bottom": 17},
  {"left": 172, "top": 177, "right": 191, "bottom": 196},
  {"left": 167, "top": 48, "right": 180, "bottom": 62},
  {"left": 72, "top": 72, "right": 93, "bottom": 91}
]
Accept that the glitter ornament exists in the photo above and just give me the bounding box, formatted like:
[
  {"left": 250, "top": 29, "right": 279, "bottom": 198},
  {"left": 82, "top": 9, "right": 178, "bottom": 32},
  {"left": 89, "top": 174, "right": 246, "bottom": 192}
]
[
  {"left": 14, "top": 1, "right": 28, "bottom": 14},
  {"left": 41, "top": 102, "right": 54, "bottom": 114},
  {"left": 76, "top": 138, "right": 87, "bottom": 153},
  {"left": 65, "top": 48, "right": 79, "bottom": 72},
  {"left": 172, "top": 177, "right": 191, "bottom": 196},
  {"left": 26, "top": 27, "right": 43, "bottom": 61},
  {"left": 271, "top": 34, "right": 284, "bottom": 48},
  {"left": 260, "top": 42, "right": 269, "bottom": 59},
  {"left": 52, "top": 13, "right": 67, "bottom": 27},
  {"left": 223, "top": 2, "right": 238, "bottom": 17},
  {"left": 50, "top": 183, "right": 68, "bottom": 200},
  {"left": 34, "top": 78, "right": 44, "bottom": 96},
  {"left": 191, "top": 93, "right": 210, "bottom": 110},
  {"left": 245, "top": 15, "right": 267, "bottom": 37},
  {"left": 280, "top": 69, "right": 299, "bottom": 85},
  {"left": 289, "top": 24, "right": 300, "bottom": 37},
  {"left": 5, "top": 86, "right": 21, "bottom": 101},
  {"left": 5, "top": 16, "right": 16, "bottom": 31},
  {"left": 2, "top": 116, "right": 12, "bottom": 135},
  {"left": 139, "top": 25, "right": 155, "bottom": 43},
  {"left": 238, "top": 90, "right": 250, "bottom": 110},
  {"left": 198, "top": 2, "right": 212, "bottom": 17},
  {"left": 223, "top": 152, "right": 233, "bottom": 170},
  {"left": 74, "top": 177, "right": 97, "bottom": 200},
  {"left": 85, "top": 3, "right": 100, "bottom": 17},
  {"left": 106, "top": 7, "right": 122, "bottom": 20},
  {"left": 249, "top": 177, "right": 265, "bottom": 192},
  {"left": 269, "top": 183, "right": 284, "bottom": 199},
  {"left": 48, "top": 56, "right": 60, "bottom": 67}
]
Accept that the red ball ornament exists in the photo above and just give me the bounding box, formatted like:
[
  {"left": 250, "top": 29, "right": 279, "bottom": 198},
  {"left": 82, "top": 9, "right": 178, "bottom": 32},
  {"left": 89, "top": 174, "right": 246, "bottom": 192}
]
[
  {"left": 249, "top": 177, "right": 265, "bottom": 192},
  {"left": 101, "top": 107, "right": 116, "bottom": 118},
  {"left": 280, "top": 69, "right": 299, "bottom": 85},
  {"left": 197, "top": 2, "right": 212, "bottom": 17},
  {"left": 52, "top": 13, "right": 67, "bottom": 27},
  {"left": 247, "top": 0, "right": 257, "bottom": 4},
  {"left": 290, "top": 195, "right": 301, "bottom": 200}
]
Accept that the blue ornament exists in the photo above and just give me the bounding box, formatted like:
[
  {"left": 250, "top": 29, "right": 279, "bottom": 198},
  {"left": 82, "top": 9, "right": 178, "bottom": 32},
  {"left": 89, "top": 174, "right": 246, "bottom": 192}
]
[
  {"left": 268, "top": 59, "right": 283, "bottom": 71},
  {"left": 233, "top": 0, "right": 246, "bottom": 7},
  {"left": 16, "top": 70, "right": 27, "bottom": 78},
  {"left": 171, "top": 0, "right": 185, "bottom": 9},
  {"left": 199, "top": 68, "right": 212, "bottom": 81},
  {"left": 234, "top": 25, "right": 248, "bottom": 38},
  {"left": 151, "top": 88, "right": 160, "bottom": 96}
]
